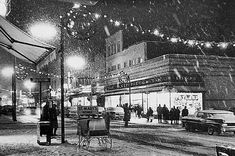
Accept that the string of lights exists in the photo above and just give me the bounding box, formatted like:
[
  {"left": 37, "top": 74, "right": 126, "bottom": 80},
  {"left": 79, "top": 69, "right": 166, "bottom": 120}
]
[{"left": 64, "top": 5, "right": 235, "bottom": 51}]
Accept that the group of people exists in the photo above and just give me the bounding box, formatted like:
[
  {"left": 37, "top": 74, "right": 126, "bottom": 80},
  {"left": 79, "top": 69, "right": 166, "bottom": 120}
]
[
  {"left": 157, "top": 104, "right": 189, "bottom": 124},
  {"left": 40, "top": 99, "right": 58, "bottom": 145}
]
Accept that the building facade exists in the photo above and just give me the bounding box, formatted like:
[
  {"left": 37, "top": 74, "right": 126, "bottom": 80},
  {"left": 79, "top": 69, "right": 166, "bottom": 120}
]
[{"left": 104, "top": 31, "right": 235, "bottom": 115}]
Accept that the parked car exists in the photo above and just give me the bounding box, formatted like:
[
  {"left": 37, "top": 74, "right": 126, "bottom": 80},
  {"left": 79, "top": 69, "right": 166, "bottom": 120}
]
[
  {"left": 106, "top": 107, "right": 124, "bottom": 120},
  {"left": 182, "top": 110, "right": 235, "bottom": 135}
]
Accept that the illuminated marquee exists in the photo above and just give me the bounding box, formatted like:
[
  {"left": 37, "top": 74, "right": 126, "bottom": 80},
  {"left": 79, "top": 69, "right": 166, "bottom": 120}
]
[{"left": 105, "top": 72, "right": 204, "bottom": 91}]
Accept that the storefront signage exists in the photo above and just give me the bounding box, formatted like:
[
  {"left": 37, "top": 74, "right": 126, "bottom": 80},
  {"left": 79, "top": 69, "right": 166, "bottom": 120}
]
[
  {"left": 105, "top": 73, "right": 204, "bottom": 91},
  {"left": 77, "top": 106, "right": 98, "bottom": 116},
  {"left": 173, "top": 93, "right": 203, "bottom": 115}
]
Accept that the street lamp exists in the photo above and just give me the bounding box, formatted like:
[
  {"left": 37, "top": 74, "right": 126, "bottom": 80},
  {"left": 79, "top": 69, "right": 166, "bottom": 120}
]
[
  {"left": 24, "top": 79, "right": 35, "bottom": 94},
  {"left": 29, "top": 22, "right": 57, "bottom": 41},
  {"left": 66, "top": 55, "right": 85, "bottom": 69},
  {"left": 0, "top": 0, "right": 11, "bottom": 17}
]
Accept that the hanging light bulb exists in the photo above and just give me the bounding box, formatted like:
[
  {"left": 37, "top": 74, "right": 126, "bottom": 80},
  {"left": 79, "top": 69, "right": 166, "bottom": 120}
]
[
  {"left": 153, "top": 29, "right": 160, "bottom": 36},
  {"left": 204, "top": 42, "right": 212, "bottom": 48},
  {"left": 219, "top": 42, "right": 228, "bottom": 49},
  {"left": 170, "top": 37, "right": 178, "bottom": 43}
]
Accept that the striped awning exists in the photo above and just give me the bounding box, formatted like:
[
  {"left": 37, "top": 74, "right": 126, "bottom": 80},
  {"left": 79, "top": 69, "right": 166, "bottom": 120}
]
[{"left": 0, "top": 16, "right": 55, "bottom": 64}]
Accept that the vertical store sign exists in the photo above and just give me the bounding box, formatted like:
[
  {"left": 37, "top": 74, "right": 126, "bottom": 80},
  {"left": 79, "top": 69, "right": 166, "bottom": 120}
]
[{"left": 172, "top": 93, "right": 203, "bottom": 115}]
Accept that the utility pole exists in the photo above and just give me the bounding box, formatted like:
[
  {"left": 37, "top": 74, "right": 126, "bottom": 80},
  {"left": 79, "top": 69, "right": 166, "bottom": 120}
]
[
  {"left": 12, "top": 56, "right": 17, "bottom": 121},
  {"left": 60, "top": 16, "right": 65, "bottom": 143}
]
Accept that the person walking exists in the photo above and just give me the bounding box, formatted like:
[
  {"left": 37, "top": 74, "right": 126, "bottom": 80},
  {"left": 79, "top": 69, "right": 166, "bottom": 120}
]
[
  {"left": 146, "top": 107, "right": 153, "bottom": 122},
  {"left": 169, "top": 106, "right": 176, "bottom": 124},
  {"left": 50, "top": 103, "right": 58, "bottom": 136},
  {"left": 162, "top": 104, "right": 169, "bottom": 124},
  {"left": 175, "top": 107, "right": 180, "bottom": 124},
  {"left": 123, "top": 103, "right": 131, "bottom": 127},
  {"left": 40, "top": 101, "right": 52, "bottom": 145},
  {"left": 182, "top": 106, "right": 189, "bottom": 117},
  {"left": 157, "top": 104, "right": 162, "bottom": 123},
  {"left": 137, "top": 105, "right": 142, "bottom": 118},
  {"left": 104, "top": 111, "right": 111, "bottom": 132}
]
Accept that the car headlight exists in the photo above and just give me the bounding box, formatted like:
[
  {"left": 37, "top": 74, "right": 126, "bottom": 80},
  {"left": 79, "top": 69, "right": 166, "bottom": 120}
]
[{"left": 222, "top": 123, "right": 227, "bottom": 127}]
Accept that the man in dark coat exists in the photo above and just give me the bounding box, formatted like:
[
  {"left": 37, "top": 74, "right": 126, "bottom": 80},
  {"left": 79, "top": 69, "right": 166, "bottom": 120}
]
[
  {"left": 50, "top": 103, "right": 58, "bottom": 136},
  {"left": 123, "top": 103, "right": 131, "bottom": 127},
  {"left": 137, "top": 105, "right": 142, "bottom": 118},
  {"left": 157, "top": 104, "right": 162, "bottom": 123},
  {"left": 146, "top": 107, "right": 153, "bottom": 122},
  {"left": 40, "top": 101, "right": 52, "bottom": 145},
  {"left": 162, "top": 104, "right": 169, "bottom": 124},
  {"left": 182, "top": 106, "right": 189, "bottom": 117},
  {"left": 169, "top": 106, "right": 176, "bottom": 124},
  {"left": 175, "top": 107, "right": 180, "bottom": 124}
]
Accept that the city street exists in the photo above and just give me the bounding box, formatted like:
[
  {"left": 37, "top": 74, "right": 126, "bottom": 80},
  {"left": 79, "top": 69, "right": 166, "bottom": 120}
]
[{"left": 1, "top": 114, "right": 235, "bottom": 156}]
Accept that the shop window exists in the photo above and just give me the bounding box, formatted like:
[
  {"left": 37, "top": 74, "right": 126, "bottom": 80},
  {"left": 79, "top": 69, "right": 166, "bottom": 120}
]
[
  {"left": 124, "top": 62, "right": 127, "bottom": 68},
  {"left": 117, "top": 41, "right": 121, "bottom": 52},
  {"left": 117, "top": 64, "right": 121, "bottom": 70},
  {"left": 111, "top": 65, "right": 116, "bottom": 71},
  {"left": 137, "top": 57, "right": 141, "bottom": 63},
  {"left": 133, "top": 59, "right": 136, "bottom": 65},
  {"left": 107, "top": 46, "right": 111, "bottom": 56},
  {"left": 113, "top": 44, "right": 116, "bottom": 54},
  {"left": 108, "top": 67, "right": 111, "bottom": 72},
  {"left": 129, "top": 60, "right": 132, "bottom": 66}
]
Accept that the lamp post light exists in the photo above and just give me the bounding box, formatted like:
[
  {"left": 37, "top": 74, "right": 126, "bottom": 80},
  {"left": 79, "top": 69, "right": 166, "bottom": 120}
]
[
  {"left": 24, "top": 79, "right": 35, "bottom": 94},
  {"left": 0, "top": 0, "right": 11, "bottom": 17}
]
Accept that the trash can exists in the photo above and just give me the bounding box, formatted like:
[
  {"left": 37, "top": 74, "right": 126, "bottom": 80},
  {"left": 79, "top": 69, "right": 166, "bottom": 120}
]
[
  {"left": 37, "top": 121, "right": 51, "bottom": 145},
  {"left": 216, "top": 145, "right": 235, "bottom": 156}
]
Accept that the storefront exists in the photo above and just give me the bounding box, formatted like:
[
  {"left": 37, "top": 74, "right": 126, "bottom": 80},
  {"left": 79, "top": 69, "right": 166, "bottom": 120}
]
[{"left": 104, "top": 71, "right": 205, "bottom": 115}]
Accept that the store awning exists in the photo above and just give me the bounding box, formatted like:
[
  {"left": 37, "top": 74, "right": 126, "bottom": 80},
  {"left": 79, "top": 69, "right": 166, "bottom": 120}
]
[{"left": 0, "top": 16, "right": 55, "bottom": 64}]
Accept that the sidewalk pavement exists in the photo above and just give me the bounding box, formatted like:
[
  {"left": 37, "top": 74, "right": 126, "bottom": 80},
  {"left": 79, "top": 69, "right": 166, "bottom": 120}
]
[{"left": 1, "top": 113, "right": 182, "bottom": 127}]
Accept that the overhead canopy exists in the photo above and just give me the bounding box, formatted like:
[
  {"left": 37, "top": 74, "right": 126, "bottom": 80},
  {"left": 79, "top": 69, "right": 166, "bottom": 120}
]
[{"left": 0, "top": 16, "right": 55, "bottom": 64}]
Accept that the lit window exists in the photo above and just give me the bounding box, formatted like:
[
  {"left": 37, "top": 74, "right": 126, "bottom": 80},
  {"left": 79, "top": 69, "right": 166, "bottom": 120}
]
[
  {"left": 137, "top": 57, "right": 141, "bottom": 63},
  {"left": 113, "top": 44, "right": 116, "bottom": 54},
  {"left": 129, "top": 60, "right": 132, "bottom": 66},
  {"left": 117, "top": 41, "right": 121, "bottom": 52},
  {"left": 117, "top": 64, "right": 121, "bottom": 70},
  {"left": 124, "top": 62, "right": 127, "bottom": 68}
]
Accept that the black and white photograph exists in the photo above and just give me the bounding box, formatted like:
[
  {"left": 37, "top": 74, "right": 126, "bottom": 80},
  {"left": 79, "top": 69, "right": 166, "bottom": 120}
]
[{"left": 0, "top": 0, "right": 235, "bottom": 155}]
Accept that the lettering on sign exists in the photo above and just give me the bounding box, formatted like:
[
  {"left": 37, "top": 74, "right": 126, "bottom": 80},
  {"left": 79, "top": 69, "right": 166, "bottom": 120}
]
[
  {"left": 77, "top": 106, "right": 98, "bottom": 116},
  {"left": 105, "top": 72, "right": 204, "bottom": 91}
]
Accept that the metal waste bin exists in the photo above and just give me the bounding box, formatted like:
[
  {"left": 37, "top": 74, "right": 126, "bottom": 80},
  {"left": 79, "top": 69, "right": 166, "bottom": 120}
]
[
  {"left": 216, "top": 145, "right": 235, "bottom": 156},
  {"left": 37, "top": 121, "right": 51, "bottom": 145}
]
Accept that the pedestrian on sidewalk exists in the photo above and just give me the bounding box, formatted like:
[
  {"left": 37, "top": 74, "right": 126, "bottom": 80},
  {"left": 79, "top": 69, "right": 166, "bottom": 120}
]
[
  {"left": 157, "top": 104, "right": 162, "bottom": 123},
  {"left": 50, "top": 103, "right": 58, "bottom": 136},
  {"left": 182, "top": 106, "right": 189, "bottom": 117},
  {"left": 162, "top": 104, "right": 169, "bottom": 124},
  {"left": 123, "top": 103, "right": 131, "bottom": 127},
  {"left": 175, "top": 107, "right": 180, "bottom": 124},
  {"left": 137, "top": 105, "right": 142, "bottom": 118},
  {"left": 146, "top": 107, "right": 153, "bottom": 122},
  {"left": 169, "top": 106, "right": 176, "bottom": 124},
  {"left": 40, "top": 101, "right": 52, "bottom": 145}
]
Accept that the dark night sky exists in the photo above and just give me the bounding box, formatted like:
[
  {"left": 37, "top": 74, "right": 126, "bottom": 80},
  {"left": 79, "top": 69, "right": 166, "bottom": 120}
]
[{"left": 1, "top": 0, "right": 235, "bottom": 97}]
